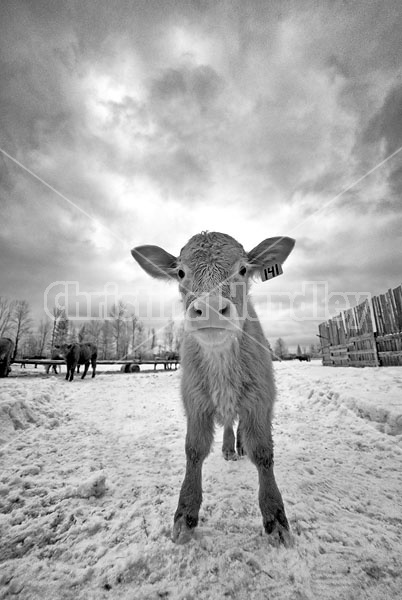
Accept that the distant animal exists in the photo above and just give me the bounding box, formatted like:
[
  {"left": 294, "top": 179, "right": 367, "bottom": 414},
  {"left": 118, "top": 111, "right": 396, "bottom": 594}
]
[
  {"left": 0, "top": 337, "right": 14, "bottom": 378},
  {"left": 45, "top": 347, "right": 65, "bottom": 374},
  {"left": 296, "top": 354, "right": 310, "bottom": 362},
  {"left": 132, "top": 231, "right": 295, "bottom": 546},
  {"left": 60, "top": 342, "right": 97, "bottom": 382}
]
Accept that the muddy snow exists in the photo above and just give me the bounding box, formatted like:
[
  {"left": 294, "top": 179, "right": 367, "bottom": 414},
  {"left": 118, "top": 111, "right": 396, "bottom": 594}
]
[{"left": 0, "top": 361, "right": 401, "bottom": 600}]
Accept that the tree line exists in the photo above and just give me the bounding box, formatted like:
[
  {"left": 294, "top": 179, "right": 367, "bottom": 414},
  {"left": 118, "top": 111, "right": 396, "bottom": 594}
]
[
  {"left": 0, "top": 296, "right": 183, "bottom": 361},
  {"left": 1, "top": 296, "right": 320, "bottom": 362},
  {"left": 273, "top": 338, "right": 321, "bottom": 360}
]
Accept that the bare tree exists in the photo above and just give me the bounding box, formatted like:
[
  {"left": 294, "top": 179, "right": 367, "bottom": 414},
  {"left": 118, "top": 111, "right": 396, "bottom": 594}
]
[
  {"left": 121, "top": 327, "right": 130, "bottom": 359},
  {"left": 55, "top": 310, "right": 69, "bottom": 346},
  {"left": 110, "top": 300, "right": 127, "bottom": 358},
  {"left": 86, "top": 320, "right": 102, "bottom": 346},
  {"left": 51, "top": 308, "right": 65, "bottom": 350},
  {"left": 174, "top": 322, "right": 185, "bottom": 354},
  {"left": 69, "top": 324, "right": 77, "bottom": 343},
  {"left": 100, "top": 320, "right": 113, "bottom": 359},
  {"left": 24, "top": 333, "right": 40, "bottom": 357},
  {"left": 129, "top": 313, "right": 138, "bottom": 356},
  {"left": 12, "top": 300, "right": 32, "bottom": 360},
  {"left": 164, "top": 319, "right": 175, "bottom": 352},
  {"left": 274, "top": 337, "right": 288, "bottom": 360},
  {"left": 0, "top": 297, "right": 16, "bottom": 337},
  {"left": 150, "top": 327, "right": 156, "bottom": 351},
  {"left": 37, "top": 319, "right": 52, "bottom": 355},
  {"left": 78, "top": 324, "right": 87, "bottom": 342},
  {"left": 296, "top": 344, "right": 302, "bottom": 356},
  {"left": 133, "top": 322, "right": 145, "bottom": 358}
]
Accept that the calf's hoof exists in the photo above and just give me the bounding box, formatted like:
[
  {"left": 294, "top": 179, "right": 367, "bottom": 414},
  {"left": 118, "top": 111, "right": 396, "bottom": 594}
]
[
  {"left": 172, "top": 515, "right": 197, "bottom": 544},
  {"left": 265, "top": 522, "right": 294, "bottom": 548},
  {"left": 222, "top": 449, "right": 238, "bottom": 461},
  {"left": 264, "top": 510, "right": 294, "bottom": 548},
  {"left": 236, "top": 445, "right": 246, "bottom": 457}
]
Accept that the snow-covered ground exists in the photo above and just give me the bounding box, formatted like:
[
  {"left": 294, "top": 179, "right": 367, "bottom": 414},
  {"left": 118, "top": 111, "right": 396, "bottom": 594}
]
[{"left": 0, "top": 361, "right": 401, "bottom": 600}]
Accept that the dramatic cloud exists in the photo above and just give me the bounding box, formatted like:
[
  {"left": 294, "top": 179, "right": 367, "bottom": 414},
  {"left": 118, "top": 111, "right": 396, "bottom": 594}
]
[{"left": 1, "top": 0, "right": 402, "bottom": 349}]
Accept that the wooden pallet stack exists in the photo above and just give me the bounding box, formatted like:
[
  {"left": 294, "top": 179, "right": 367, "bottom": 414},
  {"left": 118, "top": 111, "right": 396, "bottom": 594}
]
[
  {"left": 318, "top": 284, "right": 402, "bottom": 367},
  {"left": 372, "top": 286, "right": 402, "bottom": 366}
]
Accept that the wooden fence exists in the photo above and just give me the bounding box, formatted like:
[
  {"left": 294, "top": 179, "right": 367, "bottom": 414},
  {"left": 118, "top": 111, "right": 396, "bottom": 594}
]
[
  {"left": 12, "top": 359, "right": 179, "bottom": 372},
  {"left": 318, "top": 284, "right": 402, "bottom": 367}
]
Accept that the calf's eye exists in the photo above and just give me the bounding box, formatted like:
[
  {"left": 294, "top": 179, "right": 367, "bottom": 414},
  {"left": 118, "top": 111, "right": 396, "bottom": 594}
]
[
  {"left": 177, "top": 269, "right": 186, "bottom": 279},
  {"left": 239, "top": 266, "right": 247, "bottom": 276}
]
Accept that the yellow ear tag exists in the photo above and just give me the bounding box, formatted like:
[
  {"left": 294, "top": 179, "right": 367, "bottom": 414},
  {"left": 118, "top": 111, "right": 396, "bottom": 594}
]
[{"left": 261, "top": 264, "right": 283, "bottom": 281}]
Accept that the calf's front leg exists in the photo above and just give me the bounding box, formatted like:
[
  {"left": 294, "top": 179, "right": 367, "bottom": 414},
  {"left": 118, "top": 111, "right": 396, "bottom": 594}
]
[
  {"left": 242, "top": 412, "right": 293, "bottom": 547},
  {"left": 172, "top": 410, "right": 214, "bottom": 544}
]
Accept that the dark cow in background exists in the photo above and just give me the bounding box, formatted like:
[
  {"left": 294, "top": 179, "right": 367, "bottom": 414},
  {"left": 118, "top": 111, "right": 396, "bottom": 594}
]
[
  {"left": 0, "top": 338, "right": 14, "bottom": 377},
  {"left": 132, "top": 231, "right": 295, "bottom": 546},
  {"left": 296, "top": 354, "right": 311, "bottom": 362},
  {"left": 60, "top": 342, "right": 97, "bottom": 382}
]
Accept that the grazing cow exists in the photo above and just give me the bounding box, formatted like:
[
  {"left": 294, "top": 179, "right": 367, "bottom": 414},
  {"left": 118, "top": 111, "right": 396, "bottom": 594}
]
[
  {"left": 0, "top": 337, "right": 14, "bottom": 378},
  {"left": 60, "top": 342, "right": 97, "bottom": 381},
  {"left": 132, "top": 231, "right": 295, "bottom": 545}
]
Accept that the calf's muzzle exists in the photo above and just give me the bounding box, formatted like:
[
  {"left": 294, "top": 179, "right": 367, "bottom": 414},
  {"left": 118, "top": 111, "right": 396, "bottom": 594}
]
[{"left": 185, "top": 294, "right": 240, "bottom": 345}]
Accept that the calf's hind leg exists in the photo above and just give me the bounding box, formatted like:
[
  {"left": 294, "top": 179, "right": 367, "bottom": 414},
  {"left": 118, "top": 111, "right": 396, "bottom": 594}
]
[
  {"left": 222, "top": 424, "right": 237, "bottom": 460},
  {"left": 172, "top": 410, "right": 214, "bottom": 544},
  {"left": 236, "top": 419, "right": 246, "bottom": 457},
  {"left": 222, "top": 421, "right": 246, "bottom": 460}
]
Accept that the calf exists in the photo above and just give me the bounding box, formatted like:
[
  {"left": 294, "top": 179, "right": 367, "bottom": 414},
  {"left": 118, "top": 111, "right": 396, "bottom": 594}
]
[
  {"left": 0, "top": 337, "right": 14, "bottom": 378},
  {"left": 61, "top": 342, "right": 97, "bottom": 382},
  {"left": 132, "top": 231, "right": 295, "bottom": 545}
]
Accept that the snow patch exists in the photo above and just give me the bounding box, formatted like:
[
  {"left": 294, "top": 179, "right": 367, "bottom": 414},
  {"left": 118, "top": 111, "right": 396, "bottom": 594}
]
[
  {"left": 0, "top": 365, "right": 401, "bottom": 599},
  {"left": 0, "top": 383, "right": 63, "bottom": 446}
]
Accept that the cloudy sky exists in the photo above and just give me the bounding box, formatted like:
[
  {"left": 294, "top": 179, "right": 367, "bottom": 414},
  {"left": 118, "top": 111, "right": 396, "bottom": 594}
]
[{"left": 1, "top": 0, "right": 402, "bottom": 350}]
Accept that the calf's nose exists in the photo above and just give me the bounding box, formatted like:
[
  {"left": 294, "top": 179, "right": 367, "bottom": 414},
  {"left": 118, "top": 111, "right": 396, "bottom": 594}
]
[{"left": 187, "top": 295, "right": 232, "bottom": 327}]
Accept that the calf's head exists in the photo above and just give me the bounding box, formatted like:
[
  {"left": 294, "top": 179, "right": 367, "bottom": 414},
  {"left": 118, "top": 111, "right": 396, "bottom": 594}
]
[
  {"left": 56, "top": 343, "right": 73, "bottom": 359},
  {"left": 132, "top": 232, "right": 294, "bottom": 348}
]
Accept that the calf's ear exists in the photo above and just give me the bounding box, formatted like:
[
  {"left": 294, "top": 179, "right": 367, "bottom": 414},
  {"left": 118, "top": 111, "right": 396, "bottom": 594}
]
[
  {"left": 131, "top": 245, "right": 177, "bottom": 280},
  {"left": 247, "top": 237, "right": 295, "bottom": 271}
]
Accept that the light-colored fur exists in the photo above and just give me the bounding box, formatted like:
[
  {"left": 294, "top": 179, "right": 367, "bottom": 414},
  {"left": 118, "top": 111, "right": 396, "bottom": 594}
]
[{"left": 131, "top": 231, "right": 295, "bottom": 545}]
